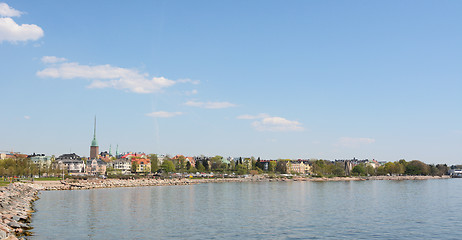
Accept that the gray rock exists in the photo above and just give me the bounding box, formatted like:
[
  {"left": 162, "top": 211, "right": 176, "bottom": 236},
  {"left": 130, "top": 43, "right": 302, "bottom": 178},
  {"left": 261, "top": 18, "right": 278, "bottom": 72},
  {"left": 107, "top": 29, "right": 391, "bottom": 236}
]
[
  {"left": 7, "top": 221, "right": 20, "bottom": 228},
  {"left": 0, "top": 229, "right": 6, "bottom": 239}
]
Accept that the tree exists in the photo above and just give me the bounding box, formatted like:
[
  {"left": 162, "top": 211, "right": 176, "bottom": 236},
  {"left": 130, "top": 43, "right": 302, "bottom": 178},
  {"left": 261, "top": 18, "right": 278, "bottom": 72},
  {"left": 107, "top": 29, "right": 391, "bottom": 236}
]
[
  {"left": 276, "top": 160, "right": 289, "bottom": 174},
  {"left": 210, "top": 156, "right": 223, "bottom": 171},
  {"left": 405, "top": 160, "right": 429, "bottom": 175},
  {"left": 269, "top": 161, "right": 277, "bottom": 173},
  {"left": 365, "top": 165, "right": 375, "bottom": 176},
  {"left": 332, "top": 162, "right": 346, "bottom": 176},
  {"left": 196, "top": 162, "right": 205, "bottom": 172},
  {"left": 352, "top": 164, "right": 366, "bottom": 176},
  {"left": 150, "top": 154, "right": 159, "bottom": 173},
  {"left": 161, "top": 160, "right": 175, "bottom": 173},
  {"left": 175, "top": 156, "right": 186, "bottom": 172},
  {"left": 131, "top": 161, "right": 139, "bottom": 173},
  {"left": 236, "top": 163, "right": 247, "bottom": 175}
]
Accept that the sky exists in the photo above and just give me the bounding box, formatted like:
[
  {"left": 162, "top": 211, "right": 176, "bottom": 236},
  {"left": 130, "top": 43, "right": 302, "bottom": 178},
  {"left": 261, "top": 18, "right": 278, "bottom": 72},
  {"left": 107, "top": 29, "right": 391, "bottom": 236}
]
[{"left": 1, "top": 1, "right": 461, "bottom": 164}]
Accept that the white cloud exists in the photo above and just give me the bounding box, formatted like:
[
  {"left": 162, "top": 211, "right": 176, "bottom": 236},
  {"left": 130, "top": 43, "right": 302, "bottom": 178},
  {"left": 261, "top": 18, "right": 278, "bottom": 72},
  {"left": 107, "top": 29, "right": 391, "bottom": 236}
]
[
  {"left": 146, "top": 111, "right": 183, "bottom": 118},
  {"left": 24, "top": 115, "right": 30, "bottom": 120},
  {"left": 0, "top": 3, "right": 22, "bottom": 17},
  {"left": 237, "top": 113, "right": 270, "bottom": 120},
  {"left": 185, "top": 100, "right": 236, "bottom": 109},
  {"left": 238, "top": 113, "right": 304, "bottom": 132},
  {"left": 178, "top": 79, "right": 200, "bottom": 85},
  {"left": 37, "top": 58, "right": 196, "bottom": 94},
  {"left": 336, "top": 137, "right": 375, "bottom": 148},
  {"left": 0, "top": 17, "right": 43, "bottom": 43},
  {"left": 252, "top": 116, "right": 304, "bottom": 132},
  {"left": 185, "top": 89, "right": 198, "bottom": 95},
  {"left": 41, "top": 56, "right": 67, "bottom": 64}
]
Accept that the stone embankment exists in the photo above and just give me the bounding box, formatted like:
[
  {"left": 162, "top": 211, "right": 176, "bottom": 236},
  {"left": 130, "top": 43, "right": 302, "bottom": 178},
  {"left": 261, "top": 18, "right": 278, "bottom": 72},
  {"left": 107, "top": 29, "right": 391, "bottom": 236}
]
[
  {"left": 291, "top": 175, "right": 450, "bottom": 182},
  {"left": 33, "top": 175, "right": 451, "bottom": 191},
  {"left": 0, "top": 183, "right": 42, "bottom": 240},
  {"left": 34, "top": 176, "right": 269, "bottom": 191}
]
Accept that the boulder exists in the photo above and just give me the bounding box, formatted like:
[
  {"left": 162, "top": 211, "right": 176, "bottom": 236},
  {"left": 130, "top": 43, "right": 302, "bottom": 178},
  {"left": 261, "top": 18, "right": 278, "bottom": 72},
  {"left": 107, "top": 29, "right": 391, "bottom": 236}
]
[
  {"left": 0, "top": 229, "right": 6, "bottom": 239},
  {"left": 6, "top": 221, "right": 20, "bottom": 229}
]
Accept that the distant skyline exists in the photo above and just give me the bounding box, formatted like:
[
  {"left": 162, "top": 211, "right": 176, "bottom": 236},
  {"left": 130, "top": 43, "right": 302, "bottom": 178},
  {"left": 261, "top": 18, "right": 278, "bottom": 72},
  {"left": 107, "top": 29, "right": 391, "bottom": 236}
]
[{"left": 1, "top": 1, "right": 461, "bottom": 164}]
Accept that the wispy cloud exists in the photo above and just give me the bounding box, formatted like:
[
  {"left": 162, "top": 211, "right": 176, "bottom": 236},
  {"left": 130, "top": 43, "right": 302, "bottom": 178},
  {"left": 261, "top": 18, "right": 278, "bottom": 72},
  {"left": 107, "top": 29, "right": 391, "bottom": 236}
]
[
  {"left": 178, "top": 79, "right": 200, "bottom": 85},
  {"left": 336, "top": 137, "right": 375, "bottom": 148},
  {"left": 24, "top": 115, "right": 30, "bottom": 120},
  {"left": 185, "top": 89, "right": 198, "bottom": 95},
  {"left": 41, "top": 56, "right": 67, "bottom": 64},
  {"left": 146, "top": 111, "right": 183, "bottom": 118},
  {"left": 237, "top": 113, "right": 270, "bottom": 120},
  {"left": 185, "top": 100, "right": 236, "bottom": 109},
  {"left": 0, "top": 3, "right": 43, "bottom": 43},
  {"left": 238, "top": 113, "right": 304, "bottom": 132},
  {"left": 37, "top": 57, "right": 197, "bottom": 94}
]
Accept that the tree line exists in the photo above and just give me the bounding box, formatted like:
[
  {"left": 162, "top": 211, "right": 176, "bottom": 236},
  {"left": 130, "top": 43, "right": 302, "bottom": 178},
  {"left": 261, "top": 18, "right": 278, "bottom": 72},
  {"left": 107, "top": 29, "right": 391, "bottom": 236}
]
[{"left": 0, "top": 158, "right": 62, "bottom": 177}]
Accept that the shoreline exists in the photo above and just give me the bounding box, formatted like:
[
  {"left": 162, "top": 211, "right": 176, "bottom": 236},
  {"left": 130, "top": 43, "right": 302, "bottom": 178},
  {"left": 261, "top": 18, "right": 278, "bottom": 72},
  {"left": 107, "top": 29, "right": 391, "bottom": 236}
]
[
  {"left": 32, "top": 174, "right": 451, "bottom": 191},
  {"left": 0, "top": 175, "right": 452, "bottom": 239}
]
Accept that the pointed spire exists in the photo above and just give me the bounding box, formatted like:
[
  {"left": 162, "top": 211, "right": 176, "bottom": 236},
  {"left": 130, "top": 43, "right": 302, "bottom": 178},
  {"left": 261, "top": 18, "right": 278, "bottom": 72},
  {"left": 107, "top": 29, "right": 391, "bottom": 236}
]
[
  {"left": 93, "top": 115, "right": 97, "bottom": 140},
  {"left": 91, "top": 116, "right": 98, "bottom": 147}
]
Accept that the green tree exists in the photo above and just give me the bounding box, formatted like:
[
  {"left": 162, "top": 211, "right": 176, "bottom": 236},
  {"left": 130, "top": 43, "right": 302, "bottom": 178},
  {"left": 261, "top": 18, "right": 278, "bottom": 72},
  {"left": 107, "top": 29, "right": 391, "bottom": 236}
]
[
  {"left": 196, "top": 162, "right": 205, "bottom": 172},
  {"left": 150, "top": 154, "right": 159, "bottom": 173},
  {"left": 161, "top": 160, "right": 175, "bottom": 173},
  {"left": 210, "top": 156, "right": 223, "bottom": 171},
  {"left": 352, "top": 164, "right": 366, "bottom": 176},
  {"left": 236, "top": 163, "right": 248, "bottom": 175},
  {"left": 365, "top": 165, "right": 375, "bottom": 176},
  {"left": 332, "top": 162, "right": 346, "bottom": 176},
  {"left": 268, "top": 161, "right": 277, "bottom": 173},
  {"left": 405, "top": 160, "right": 429, "bottom": 175},
  {"left": 276, "top": 160, "right": 289, "bottom": 174},
  {"left": 131, "top": 161, "right": 139, "bottom": 173}
]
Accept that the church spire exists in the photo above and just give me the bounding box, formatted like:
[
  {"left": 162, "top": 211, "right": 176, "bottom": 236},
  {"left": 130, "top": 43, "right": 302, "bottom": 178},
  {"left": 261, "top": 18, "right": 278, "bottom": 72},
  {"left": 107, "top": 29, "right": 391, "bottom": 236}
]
[
  {"left": 91, "top": 116, "right": 98, "bottom": 147},
  {"left": 93, "top": 116, "right": 96, "bottom": 140}
]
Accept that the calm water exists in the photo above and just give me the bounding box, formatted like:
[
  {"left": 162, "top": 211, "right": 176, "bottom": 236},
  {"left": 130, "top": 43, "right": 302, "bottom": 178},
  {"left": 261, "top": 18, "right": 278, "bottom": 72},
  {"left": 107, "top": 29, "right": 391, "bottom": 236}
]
[{"left": 30, "top": 179, "right": 462, "bottom": 240}]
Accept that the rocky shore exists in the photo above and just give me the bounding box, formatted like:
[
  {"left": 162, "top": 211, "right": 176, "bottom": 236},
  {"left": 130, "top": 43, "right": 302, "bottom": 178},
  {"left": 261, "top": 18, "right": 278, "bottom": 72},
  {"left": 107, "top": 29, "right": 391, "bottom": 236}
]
[
  {"left": 0, "top": 183, "right": 42, "bottom": 240},
  {"left": 31, "top": 175, "right": 451, "bottom": 191}
]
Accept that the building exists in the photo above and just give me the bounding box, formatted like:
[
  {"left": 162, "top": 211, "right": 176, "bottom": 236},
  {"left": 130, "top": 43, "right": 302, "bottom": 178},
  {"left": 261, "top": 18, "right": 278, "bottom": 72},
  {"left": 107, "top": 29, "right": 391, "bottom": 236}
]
[
  {"left": 85, "top": 159, "right": 107, "bottom": 175},
  {"left": 131, "top": 157, "right": 151, "bottom": 173},
  {"left": 28, "top": 153, "right": 52, "bottom": 168},
  {"left": 290, "top": 160, "right": 311, "bottom": 174},
  {"left": 90, "top": 116, "right": 99, "bottom": 159},
  {"left": 186, "top": 157, "right": 195, "bottom": 167},
  {"left": 55, "top": 153, "right": 85, "bottom": 174},
  {"left": 109, "top": 158, "right": 131, "bottom": 174}
]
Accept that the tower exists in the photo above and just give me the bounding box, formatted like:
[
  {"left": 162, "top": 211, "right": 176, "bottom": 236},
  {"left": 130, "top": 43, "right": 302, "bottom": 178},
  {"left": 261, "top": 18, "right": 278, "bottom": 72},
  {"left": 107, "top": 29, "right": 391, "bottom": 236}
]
[{"left": 90, "top": 116, "right": 99, "bottom": 159}]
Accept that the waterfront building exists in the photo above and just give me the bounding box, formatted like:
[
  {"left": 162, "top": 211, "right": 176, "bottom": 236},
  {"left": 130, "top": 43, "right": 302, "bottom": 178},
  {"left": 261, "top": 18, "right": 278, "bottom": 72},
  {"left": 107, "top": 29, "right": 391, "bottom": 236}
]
[
  {"left": 109, "top": 158, "right": 131, "bottom": 174},
  {"left": 289, "top": 160, "right": 311, "bottom": 174},
  {"left": 131, "top": 157, "right": 151, "bottom": 173},
  {"left": 85, "top": 158, "right": 107, "bottom": 175},
  {"left": 55, "top": 153, "right": 85, "bottom": 174},
  {"left": 90, "top": 117, "right": 99, "bottom": 159},
  {"left": 28, "top": 153, "right": 52, "bottom": 168}
]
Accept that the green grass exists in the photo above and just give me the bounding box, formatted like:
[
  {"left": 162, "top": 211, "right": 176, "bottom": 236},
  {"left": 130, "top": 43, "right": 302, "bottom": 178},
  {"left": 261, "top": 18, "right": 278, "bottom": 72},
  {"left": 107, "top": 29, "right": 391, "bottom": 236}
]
[
  {"left": 0, "top": 181, "right": 10, "bottom": 187},
  {"left": 33, "top": 177, "right": 61, "bottom": 181}
]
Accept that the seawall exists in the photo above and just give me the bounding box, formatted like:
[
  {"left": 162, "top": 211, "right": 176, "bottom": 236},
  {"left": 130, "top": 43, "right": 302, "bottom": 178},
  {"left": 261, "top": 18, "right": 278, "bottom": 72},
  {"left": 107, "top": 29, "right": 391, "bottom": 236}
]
[{"left": 0, "top": 183, "right": 42, "bottom": 240}]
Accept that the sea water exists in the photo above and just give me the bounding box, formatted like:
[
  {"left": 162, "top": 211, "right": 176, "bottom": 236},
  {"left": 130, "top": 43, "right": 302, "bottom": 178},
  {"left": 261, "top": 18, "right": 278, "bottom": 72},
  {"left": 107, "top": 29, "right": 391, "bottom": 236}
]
[{"left": 30, "top": 179, "right": 462, "bottom": 239}]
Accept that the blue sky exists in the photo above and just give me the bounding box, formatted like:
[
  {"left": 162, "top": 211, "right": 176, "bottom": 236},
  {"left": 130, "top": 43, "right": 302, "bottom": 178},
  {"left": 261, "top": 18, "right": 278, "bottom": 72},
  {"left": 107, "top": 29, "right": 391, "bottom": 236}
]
[{"left": 1, "top": 1, "right": 461, "bottom": 164}]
